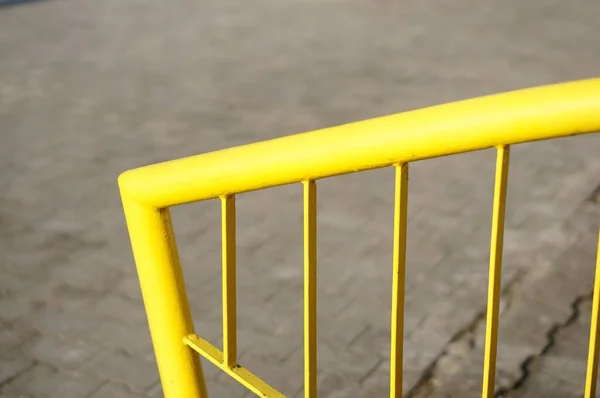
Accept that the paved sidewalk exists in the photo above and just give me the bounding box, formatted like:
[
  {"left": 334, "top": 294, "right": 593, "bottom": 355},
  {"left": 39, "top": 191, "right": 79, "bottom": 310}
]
[
  {"left": 410, "top": 193, "right": 600, "bottom": 397},
  {"left": 1, "top": 0, "right": 600, "bottom": 397},
  {"left": 505, "top": 298, "right": 597, "bottom": 398},
  {"left": 501, "top": 191, "right": 600, "bottom": 398}
]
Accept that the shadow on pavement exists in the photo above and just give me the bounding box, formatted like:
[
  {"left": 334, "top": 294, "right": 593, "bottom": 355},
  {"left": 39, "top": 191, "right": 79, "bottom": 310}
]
[{"left": 0, "top": 0, "right": 45, "bottom": 8}]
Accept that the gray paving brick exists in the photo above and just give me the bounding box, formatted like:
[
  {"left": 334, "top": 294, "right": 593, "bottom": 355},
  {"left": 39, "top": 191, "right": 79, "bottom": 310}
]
[
  {"left": 50, "top": 264, "right": 124, "bottom": 295},
  {"left": 191, "top": 319, "right": 224, "bottom": 346},
  {"left": 0, "top": 292, "right": 36, "bottom": 325},
  {"left": 0, "top": 392, "right": 35, "bottom": 398},
  {"left": 145, "top": 382, "right": 163, "bottom": 398},
  {"left": 22, "top": 335, "right": 100, "bottom": 371},
  {"left": 1, "top": 363, "right": 105, "bottom": 398},
  {"left": 0, "top": 274, "right": 36, "bottom": 300},
  {"left": 1, "top": 0, "right": 600, "bottom": 396},
  {"left": 23, "top": 283, "right": 96, "bottom": 314},
  {"left": 505, "top": 300, "right": 597, "bottom": 398},
  {"left": 83, "top": 350, "right": 158, "bottom": 392},
  {"left": 21, "top": 309, "right": 98, "bottom": 341},
  {"left": 223, "top": 351, "right": 303, "bottom": 396},
  {"left": 0, "top": 356, "right": 34, "bottom": 386},
  {"left": 204, "top": 378, "right": 250, "bottom": 398},
  {"left": 89, "top": 295, "right": 147, "bottom": 325},
  {"left": 0, "top": 323, "right": 37, "bottom": 356},
  {"left": 283, "top": 342, "right": 383, "bottom": 396},
  {"left": 412, "top": 199, "right": 600, "bottom": 397},
  {"left": 237, "top": 332, "right": 301, "bottom": 365},
  {"left": 116, "top": 276, "right": 143, "bottom": 301},
  {"left": 88, "top": 382, "right": 152, "bottom": 398},
  {"left": 85, "top": 319, "right": 153, "bottom": 355}
]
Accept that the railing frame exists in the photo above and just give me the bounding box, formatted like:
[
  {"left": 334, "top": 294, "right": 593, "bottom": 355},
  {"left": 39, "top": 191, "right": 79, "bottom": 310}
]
[{"left": 119, "top": 79, "right": 600, "bottom": 398}]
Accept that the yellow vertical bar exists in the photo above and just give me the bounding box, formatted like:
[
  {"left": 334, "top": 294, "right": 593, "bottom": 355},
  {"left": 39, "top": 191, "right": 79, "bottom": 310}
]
[
  {"left": 120, "top": 197, "right": 207, "bottom": 398},
  {"left": 390, "top": 163, "right": 409, "bottom": 398},
  {"left": 584, "top": 230, "right": 600, "bottom": 398},
  {"left": 304, "top": 180, "right": 317, "bottom": 398},
  {"left": 482, "top": 145, "right": 510, "bottom": 398},
  {"left": 222, "top": 195, "right": 237, "bottom": 368}
]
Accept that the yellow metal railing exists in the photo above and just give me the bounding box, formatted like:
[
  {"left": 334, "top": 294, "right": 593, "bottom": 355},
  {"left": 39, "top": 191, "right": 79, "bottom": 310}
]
[{"left": 119, "top": 78, "right": 600, "bottom": 398}]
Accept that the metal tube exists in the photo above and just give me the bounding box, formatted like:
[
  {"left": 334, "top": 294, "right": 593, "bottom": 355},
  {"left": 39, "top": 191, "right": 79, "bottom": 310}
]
[
  {"left": 482, "top": 145, "right": 510, "bottom": 398},
  {"left": 304, "top": 180, "right": 318, "bottom": 398},
  {"left": 222, "top": 195, "right": 237, "bottom": 368},
  {"left": 390, "top": 163, "right": 409, "bottom": 398},
  {"left": 120, "top": 197, "right": 207, "bottom": 398}
]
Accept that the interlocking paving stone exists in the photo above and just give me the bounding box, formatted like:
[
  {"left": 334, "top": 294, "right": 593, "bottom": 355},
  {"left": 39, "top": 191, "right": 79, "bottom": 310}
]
[{"left": 0, "top": 0, "right": 599, "bottom": 396}]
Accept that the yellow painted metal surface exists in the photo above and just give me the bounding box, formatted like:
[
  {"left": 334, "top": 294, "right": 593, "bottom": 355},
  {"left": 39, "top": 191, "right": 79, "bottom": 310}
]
[
  {"left": 120, "top": 201, "right": 207, "bottom": 398},
  {"left": 390, "top": 164, "right": 409, "bottom": 398},
  {"left": 585, "top": 230, "right": 600, "bottom": 398},
  {"left": 303, "top": 181, "right": 317, "bottom": 398},
  {"left": 119, "top": 79, "right": 600, "bottom": 209},
  {"left": 482, "top": 146, "right": 510, "bottom": 398},
  {"left": 119, "top": 78, "right": 600, "bottom": 398},
  {"left": 184, "top": 334, "right": 285, "bottom": 398},
  {"left": 221, "top": 195, "right": 237, "bottom": 368}
]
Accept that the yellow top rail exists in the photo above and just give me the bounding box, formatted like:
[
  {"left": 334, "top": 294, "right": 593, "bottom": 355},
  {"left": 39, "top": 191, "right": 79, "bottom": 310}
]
[{"left": 119, "top": 78, "right": 600, "bottom": 207}]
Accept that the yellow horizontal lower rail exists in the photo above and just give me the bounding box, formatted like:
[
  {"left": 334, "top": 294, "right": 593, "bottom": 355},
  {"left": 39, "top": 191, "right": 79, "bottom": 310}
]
[{"left": 184, "top": 334, "right": 285, "bottom": 398}]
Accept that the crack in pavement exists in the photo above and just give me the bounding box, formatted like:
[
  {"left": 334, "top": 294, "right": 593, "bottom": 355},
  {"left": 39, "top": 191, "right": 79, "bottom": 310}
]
[
  {"left": 495, "top": 293, "right": 593, "bottom": 397},
  {"left": 0, "top": 359, "right": 38, "bottom": 390},
  {"left": 406, "top": 272, "right": 526, "bottom": 398},
  {"left": 407, "top": 183, "right": 600, "bottom": 398}
]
